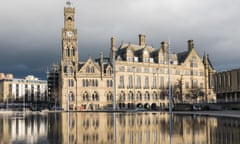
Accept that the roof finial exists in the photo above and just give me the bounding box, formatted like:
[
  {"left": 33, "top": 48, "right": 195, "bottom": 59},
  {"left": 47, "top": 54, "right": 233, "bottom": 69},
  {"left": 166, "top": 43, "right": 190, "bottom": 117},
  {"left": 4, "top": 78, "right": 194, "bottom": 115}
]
[{"left": 66, "top": 0, "right": 73, "bottom": 7}]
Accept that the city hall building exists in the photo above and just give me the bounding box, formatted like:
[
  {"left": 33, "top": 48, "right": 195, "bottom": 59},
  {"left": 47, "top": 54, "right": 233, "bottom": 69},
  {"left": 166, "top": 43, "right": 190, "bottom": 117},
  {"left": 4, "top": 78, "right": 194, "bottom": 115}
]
[{"left": 52, "top": 1, "right": 216, "bottom": 110}]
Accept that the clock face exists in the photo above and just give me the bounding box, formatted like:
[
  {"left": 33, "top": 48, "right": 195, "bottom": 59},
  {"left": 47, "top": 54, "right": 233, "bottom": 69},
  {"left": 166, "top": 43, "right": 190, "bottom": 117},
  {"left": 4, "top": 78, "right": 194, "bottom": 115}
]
[{"left": 66, "top": 31, "right": 73, "bottom": 37}]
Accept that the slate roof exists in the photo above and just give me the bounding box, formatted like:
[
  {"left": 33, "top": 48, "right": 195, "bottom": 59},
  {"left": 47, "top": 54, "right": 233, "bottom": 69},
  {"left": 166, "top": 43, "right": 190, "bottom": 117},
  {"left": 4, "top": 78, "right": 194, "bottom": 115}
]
[{"left": 177, "top": 51, "right": 189, "bottom": 64}]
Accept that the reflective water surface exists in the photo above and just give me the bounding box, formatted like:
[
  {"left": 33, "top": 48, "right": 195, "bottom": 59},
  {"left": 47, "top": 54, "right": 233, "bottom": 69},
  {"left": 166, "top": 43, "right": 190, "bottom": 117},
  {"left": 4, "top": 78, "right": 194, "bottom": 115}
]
[{"left": 0, "top": 112, "right": 239, "bottom": 144}]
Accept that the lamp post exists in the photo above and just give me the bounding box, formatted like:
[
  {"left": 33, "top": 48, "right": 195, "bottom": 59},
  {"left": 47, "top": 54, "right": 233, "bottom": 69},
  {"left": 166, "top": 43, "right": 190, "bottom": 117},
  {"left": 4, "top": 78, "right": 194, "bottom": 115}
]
[
  {"left": 66, "top": 64, "right": 70, "bottom": 144},
  {"left": 23, "top": 93, "right": 25, "bottom": 112},
  {"left": 112, "top": 41, "right": 117, "bottom": 111},
  {"left": 168, "top": 40, "right": 172, "bottom": 144},
  {"left": 168, "top": 41, "right": 172, "bottom": 113},
  {"left": 133, "top": 66, "right": 136, "bottom": 109}
]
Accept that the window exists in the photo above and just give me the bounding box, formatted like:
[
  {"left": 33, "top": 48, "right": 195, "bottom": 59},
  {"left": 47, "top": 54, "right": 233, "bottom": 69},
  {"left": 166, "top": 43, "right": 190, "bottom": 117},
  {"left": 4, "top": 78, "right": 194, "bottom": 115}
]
[
  {"left": 152, "top": 68, "right": 157, "bottom": 73},
  {"left": 107, "top": 92, "right": 112, "bottom": 102},
  {"left": 210, "top": 75, "right": 214, "bottom": 89},
  {"left": 107, "top": 68, "right": 112, "bottom": 75},
  {"left": 72, "top": 48, "right": 75, "bottom": 56},
  {"left": 136, "top": 67, "right": 142, "bottom": 73},
  {"left": 200, "top": 71, "right": 204, "bottom": 76},
  {"left": 86, "top": 66, "right": 95, "bottom": 73},
  {"left": 68, "top": 79, "right": 74, "bottom": 87},
  {"left": 82, "top": 79, "right": 86, "bottom": 87},
  {"left": 144, "top": 92, "right": 150, "bottom": 100},
  {"left": 120, "top": 91, "right": 125, "bottom": 101},
  {"left": 152, "top": 92, "right": 157, "bottom": 100},
  {"left": 160, "top": 77, "right": 164, "bottom": 89},
  {"left": 175, "top": 69, "right": 180, "bottom": 75},
  {"left": 190, "top": 56, "right": 198, "bottom": 67},
  {"left": 144, "top": 76, "right": 149, "bottom": 89},
  {"left": 185, "top": 82, "right": 189, "bottom": 89},
  {"left": 200, "top": 83, "right": 204, "bottom": 88},
  {"left": 107, "top": 80, "right": 113, "bottom": 87},
  {"left": 92, "top": 91, "right": 99, "bottom": 101},
  {"left": 152, "top": 76, "right": 157, "bottom": 89},
  {"left": 191, "top": 70, "right": 198, "bottom": 76},
  {"left": 119, "top": 66, "right": 125, "bottom": 72},
  {"left": 119, "top": 76, "right": 124, "bottom": 88},
  {"left": 136, "top": 76, "right": 141, "bottom": 89},
  {"left": 159, "top": 68, "right": 164, "bottom": 74},
  {"left": 95, "top": 80, "right": 98, "bottom": 87},
  {"left": 91, "top": 66, "right": 95, "bottom": 73},
  {"left": 128, "top": 91, "right": 134, "bottom": 100},
  {"left": 144, "top": 68, "right": 149, "bottom": 73},
  {"left": 127, "top": 67, "right": 133, "bottom": 72},
  {"left": 192, "top": 79, "right": 198, "bottom": 88},
  {"left": 82, "top": 79, "right": 98, "bottom": 87},
  {"left": 83, "top": 92, "right": 89, "bottom": 101},
  {"left": 136, "top": 91, "right": 142, "bottom": 100},
  {"left": 185, "top": 70, "right": 190, "bottom": 75},
  {"left": 128, "top": 75, "right": 133, "bottom": 88},
  {"left": 69, "top": 92, "right": 74, "bottom": 101},
  {"left": 86, "top": 66, "right": 90, "bottom": 73}
]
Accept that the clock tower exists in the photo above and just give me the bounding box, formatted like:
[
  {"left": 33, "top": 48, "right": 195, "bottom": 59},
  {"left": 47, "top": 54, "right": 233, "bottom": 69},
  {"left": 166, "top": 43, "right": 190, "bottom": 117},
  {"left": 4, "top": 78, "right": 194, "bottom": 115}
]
[
  {"left": 60, "top": 0, "right": 78, "bottom": 110},
  {"left": 62, "top": 0, "right": 78, "bottom": 65}
]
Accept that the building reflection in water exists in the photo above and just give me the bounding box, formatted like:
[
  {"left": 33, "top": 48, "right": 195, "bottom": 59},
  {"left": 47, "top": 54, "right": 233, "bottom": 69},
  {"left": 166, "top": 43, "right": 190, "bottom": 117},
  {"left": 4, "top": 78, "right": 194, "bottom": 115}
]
[
  {"left": 0, "top": 112, "right": 49, "bottom": 144},
  {"left": 0, "top": 112, "right": 239, "bottom": 144}
]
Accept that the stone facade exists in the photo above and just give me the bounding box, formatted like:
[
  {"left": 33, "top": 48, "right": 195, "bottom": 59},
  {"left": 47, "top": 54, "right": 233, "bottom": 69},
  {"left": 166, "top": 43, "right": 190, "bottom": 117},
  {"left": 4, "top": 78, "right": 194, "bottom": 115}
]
[{"left": 57, "top": 1, "right": 216, "bottom": 111}]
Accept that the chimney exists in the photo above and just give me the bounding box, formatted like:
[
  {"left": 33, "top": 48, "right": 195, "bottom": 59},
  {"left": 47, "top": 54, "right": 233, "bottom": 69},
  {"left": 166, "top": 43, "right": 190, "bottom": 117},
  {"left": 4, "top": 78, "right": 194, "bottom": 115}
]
[
  {"left": 139, "top": 34, "right": 146, "bottom": 47},
  {"left": 188, "top": 40, "right": 194, "bottom": 51},
  {"left": 100, "top": 52, "right": 104, "bottom": 79},
  {"left": 161, "top": 41, "right": 168, "bottom": 52},
  {"left": 110, "top": 37, "right": 117, "bottom": 62},
  {"left": 111, "top": 37, "right": 116, "bottom": 50}
]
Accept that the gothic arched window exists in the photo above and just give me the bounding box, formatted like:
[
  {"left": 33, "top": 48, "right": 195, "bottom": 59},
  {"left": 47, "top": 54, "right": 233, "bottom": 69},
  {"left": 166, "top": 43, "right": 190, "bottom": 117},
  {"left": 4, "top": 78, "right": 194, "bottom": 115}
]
[
  {"left": 83, "top": 91, "right": 89, "bottom": 101},
  {"left": 91, "top": 66, "right": 95, "bottom": 73},
  {"left": 69, "top": 92, "right": 74, "bottom": 101},
  {"left": 86, "top": 66, "right": 90, "bottom": 73}
]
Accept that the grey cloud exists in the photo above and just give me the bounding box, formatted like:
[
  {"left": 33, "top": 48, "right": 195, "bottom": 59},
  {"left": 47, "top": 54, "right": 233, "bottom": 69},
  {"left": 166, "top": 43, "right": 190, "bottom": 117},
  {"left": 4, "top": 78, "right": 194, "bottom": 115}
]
[{"left": 0, "top": 0, "right": 240, "bottom": 79}]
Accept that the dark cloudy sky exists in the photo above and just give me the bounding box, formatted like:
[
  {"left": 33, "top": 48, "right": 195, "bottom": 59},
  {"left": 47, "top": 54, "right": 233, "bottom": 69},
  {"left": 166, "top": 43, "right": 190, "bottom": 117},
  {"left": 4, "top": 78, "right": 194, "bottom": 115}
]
[{"left": 0, "top": 0, "right": 240, "bottom": 79}]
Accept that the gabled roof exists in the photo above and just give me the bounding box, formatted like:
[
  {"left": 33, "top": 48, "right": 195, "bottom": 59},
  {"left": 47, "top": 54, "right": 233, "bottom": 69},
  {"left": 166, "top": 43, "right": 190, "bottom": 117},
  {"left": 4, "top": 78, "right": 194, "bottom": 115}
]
[
  {"left": 78, "top": 62, "right": 85, "bottom": 70},
  {"left": 104, "top": 63, "right": 112, "bottom": 70},
  {"left": 119, "top": 43, "right": 154, "bottom": 52},
  {"left": 177, "top": 48, "right": 203, "bottom": 65},
  {"left": 203, "top": 53, "right": 214, "bottom": 69},
  {"left": 207, "top": 56, "right": 214, "bottom": 68},
  {"left": 78, "top": 57, "right": 101, "bottom": 74}
]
